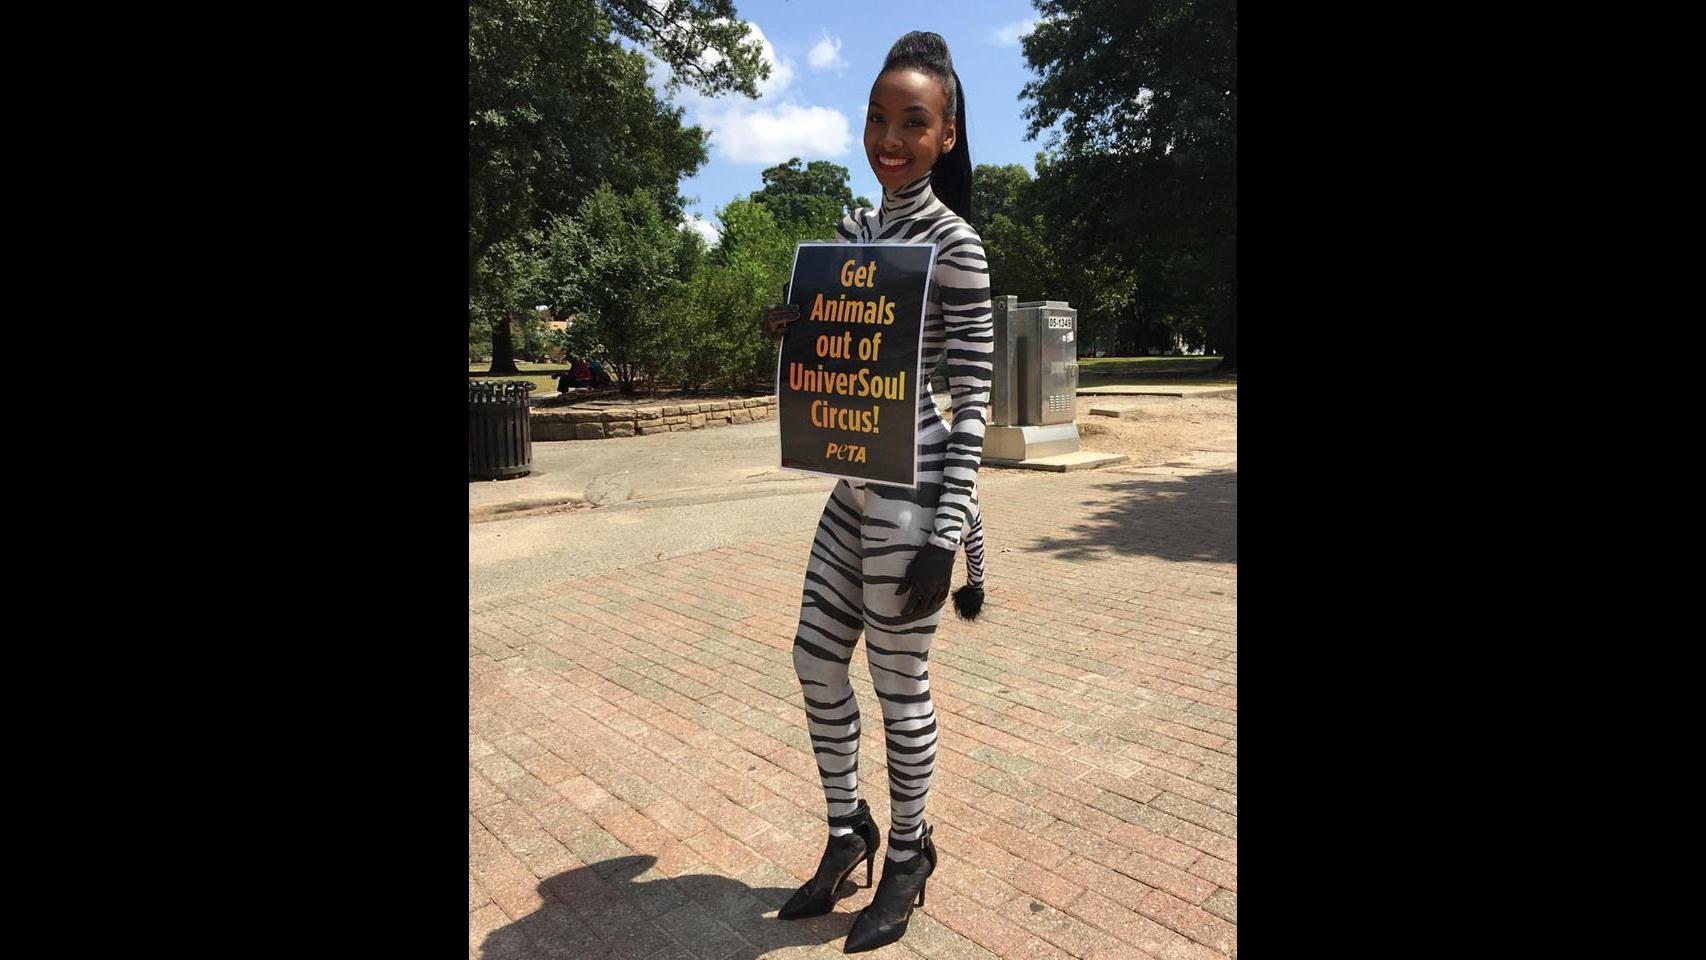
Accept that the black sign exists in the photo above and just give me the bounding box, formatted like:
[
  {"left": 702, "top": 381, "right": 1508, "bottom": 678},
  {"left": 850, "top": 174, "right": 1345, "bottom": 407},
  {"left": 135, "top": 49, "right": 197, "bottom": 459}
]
[{"left": 776, "top": 242, "right": 935, "bottom": 487}]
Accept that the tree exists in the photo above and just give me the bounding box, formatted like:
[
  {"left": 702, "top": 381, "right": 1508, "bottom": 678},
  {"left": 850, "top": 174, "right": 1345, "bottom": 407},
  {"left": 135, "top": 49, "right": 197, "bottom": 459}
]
[
  {"left": 971, "top": 163, "right": 1052, "bottom": 305},
  {"left": 749, "top": 158, "right": 867, "bottom": 236},
  {"left": 468, "top": 233, "right": 544, "bottom": 366},
  {"left": 709, "top": 199, "right": 802, "bottom": 387},
  {"left": 469, "top": 0, "right": 769, "bottom": 374},
  {"left": 970, "top": 163, "right": 1032, "bottom": 235},
  {"left": 1021, "top": 0, "right": 1237, "bottom": 369},
  {"left": 532, "top": 184, "right": 689, "bottom": 394},
  {"left": 674, "top": 224, "right": 709, "bottom": 282}
]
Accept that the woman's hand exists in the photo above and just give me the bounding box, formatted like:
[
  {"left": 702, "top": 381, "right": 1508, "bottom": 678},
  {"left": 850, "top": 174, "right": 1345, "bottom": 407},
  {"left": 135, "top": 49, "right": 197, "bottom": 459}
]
[
  {"left": 896, "top": 543, "right": 956, "bottom": 618},
  {"left": 763, "top": 303, "right": 800, "bottom": 341}
]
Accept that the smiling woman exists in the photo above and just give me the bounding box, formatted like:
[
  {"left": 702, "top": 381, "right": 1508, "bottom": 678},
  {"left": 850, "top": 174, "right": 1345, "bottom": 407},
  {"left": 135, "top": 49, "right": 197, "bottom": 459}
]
[
  {"left": 762, "top": 30, "right": 994, "bottom": 957},
  {"left": 863, "top": 33, "right": 972, "bottom": 221}
]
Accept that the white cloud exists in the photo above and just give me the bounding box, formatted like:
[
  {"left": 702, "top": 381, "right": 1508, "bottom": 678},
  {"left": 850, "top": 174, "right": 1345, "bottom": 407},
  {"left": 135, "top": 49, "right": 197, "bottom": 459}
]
[
  {"left": 697, "top": 102, "right": 851, "bottom": 164},
  {"left": 682, "top": 214, "right": 719, "bottom": 246},
  {"left": 808, "top": 32, "right": 847, "bottom": 71},
  {"left": 990, "top": 17, "right": 1039, "bottom": 46},
  {"left": 652, "top": 20, "right": 852, "bottom": 166}
]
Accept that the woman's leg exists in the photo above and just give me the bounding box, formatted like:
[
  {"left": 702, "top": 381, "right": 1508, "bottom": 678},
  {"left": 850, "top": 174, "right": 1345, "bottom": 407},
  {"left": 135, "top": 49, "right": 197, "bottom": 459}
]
[
  {"left": 858, "top": 487, "right": 944, "bottom": 862},
  {"left": 792, "top": 481, "right": 871, "bottom": 829}
]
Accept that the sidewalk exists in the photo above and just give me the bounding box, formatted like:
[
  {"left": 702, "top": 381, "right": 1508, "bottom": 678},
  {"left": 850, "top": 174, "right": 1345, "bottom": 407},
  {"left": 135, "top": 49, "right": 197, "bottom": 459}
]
[{"left": 470, "top": 456, "right": 1237, "bottom": 960}]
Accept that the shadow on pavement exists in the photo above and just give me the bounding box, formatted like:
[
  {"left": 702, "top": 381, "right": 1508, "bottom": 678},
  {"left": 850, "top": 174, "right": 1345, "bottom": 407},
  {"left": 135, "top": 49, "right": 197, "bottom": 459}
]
[
  {"left": 479, "top": 854, "right": 862, "bottom": 959},
  {"left": 1026, "top": 467, "right": 1237, "bottom": 563}
]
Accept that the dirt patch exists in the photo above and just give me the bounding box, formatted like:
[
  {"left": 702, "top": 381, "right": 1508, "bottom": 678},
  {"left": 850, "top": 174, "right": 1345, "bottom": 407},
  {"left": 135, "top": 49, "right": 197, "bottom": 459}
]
[
  {"left": 468, "top": 496, "right": 593, "bottom": 523},
  {"left": 1070, "top": 393, "right": 1237, "bottom": 466}
]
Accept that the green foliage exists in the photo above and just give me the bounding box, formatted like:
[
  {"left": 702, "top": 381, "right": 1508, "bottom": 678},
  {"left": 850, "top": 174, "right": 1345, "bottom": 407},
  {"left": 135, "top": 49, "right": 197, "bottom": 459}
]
[
  {"left": 533, "top": 184, "right": 689, "bottom": 393},
  {"left": 1019, "top": 0, "right": 1237, "bottom": 366},
  {"left": 469, "top": 233, "right": 546, "bottom": 369},
  {"left": 674, "top": 225, "right": 709, "bottom": 281},
  {"left": 517, "top": 311, "right": 557, "bottom": 360},
  {"left": 598, "top": 0, "right": 769, "bottom": 99},
  {"left": 669, "top": 199, "right": 798, "bottom": 392},
  {"left": 552, "top": 317, "right": 607, "bottom": 364},
  {"left": 973, "top": 163, "right": 1053, "bottom": 305},
  {"left": 468, "top": 0, "right": 769, "bottom": 370},
  {"left": 622, "top": 199, "right": 809, "bottom": 394},
  {"left": 971, "top": 156, "right": 1214, "bottom": 357},
  {"left": 969, "top": 163, "right": 1032, "bottom": 235},
  {"left": 748, "top": 158, "right": 864, "bottom": 236},
  {"left": 505, "top": 193, "right": 804, "bottom": 397}
]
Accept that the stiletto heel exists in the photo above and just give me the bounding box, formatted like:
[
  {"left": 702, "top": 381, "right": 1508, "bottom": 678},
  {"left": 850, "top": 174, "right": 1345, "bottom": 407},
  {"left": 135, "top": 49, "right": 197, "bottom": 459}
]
[
  {"left": 778, "top": 799, "right": 883, "bottom": 920},
  {"left": 858, "top": 815, "right": 879, "bottom": 888},
  {"left": 915, "top": 882, "right": 925, "bottom": 908}
]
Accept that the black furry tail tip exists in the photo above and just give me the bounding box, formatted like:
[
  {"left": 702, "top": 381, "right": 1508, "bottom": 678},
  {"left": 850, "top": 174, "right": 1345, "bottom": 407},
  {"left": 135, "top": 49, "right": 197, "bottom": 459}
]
[{"left": 952, "top": 585, "right": 984, "bottom": 622}]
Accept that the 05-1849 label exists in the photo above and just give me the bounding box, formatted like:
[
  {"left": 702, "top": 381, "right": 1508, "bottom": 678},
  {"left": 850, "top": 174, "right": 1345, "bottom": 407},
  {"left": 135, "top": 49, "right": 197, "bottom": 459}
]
[{"left": 1047, "top": 316, "right": 1072, "bottom": 329}]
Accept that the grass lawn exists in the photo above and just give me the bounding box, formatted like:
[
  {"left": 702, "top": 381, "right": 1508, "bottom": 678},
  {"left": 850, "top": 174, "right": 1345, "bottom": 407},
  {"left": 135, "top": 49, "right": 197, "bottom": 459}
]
[
  {"left": 468, "top": 361, "right": 569, "bottom": 395},
  {"left": 1077, "top": 356, "right": 1233, "bottom": 386}
]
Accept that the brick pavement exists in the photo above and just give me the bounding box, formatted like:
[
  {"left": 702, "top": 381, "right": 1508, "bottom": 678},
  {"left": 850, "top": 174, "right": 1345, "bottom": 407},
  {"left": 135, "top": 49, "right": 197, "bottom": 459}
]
[{"left": 470, "top": 461, "right": 1237, "bottom": 960}]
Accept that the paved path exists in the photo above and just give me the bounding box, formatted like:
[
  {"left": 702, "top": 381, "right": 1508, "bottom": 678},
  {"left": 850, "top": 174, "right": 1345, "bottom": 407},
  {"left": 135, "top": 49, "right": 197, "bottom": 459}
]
[
  {"left": 471, "top": 453, "right": 1237, "bottom": 960},
  {"left": 469, "top": 419, "right": 1137, "bottom": 602}
]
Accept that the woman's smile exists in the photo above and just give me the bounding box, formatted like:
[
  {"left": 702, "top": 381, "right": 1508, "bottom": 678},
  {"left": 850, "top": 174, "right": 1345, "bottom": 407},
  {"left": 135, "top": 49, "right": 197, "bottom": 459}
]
[{"left": 865, "top": 67, "right": 955, "bottom": 191}]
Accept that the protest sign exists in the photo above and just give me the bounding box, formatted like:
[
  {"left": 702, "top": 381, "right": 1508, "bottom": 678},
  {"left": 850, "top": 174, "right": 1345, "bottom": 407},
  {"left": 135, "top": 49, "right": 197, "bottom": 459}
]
[{"left": 776, "top": 242, "right": 935, "bottom": 487}]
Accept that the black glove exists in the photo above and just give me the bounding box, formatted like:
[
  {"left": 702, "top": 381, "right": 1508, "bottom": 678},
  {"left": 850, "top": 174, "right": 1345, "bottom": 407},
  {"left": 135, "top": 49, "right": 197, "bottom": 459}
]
[{"left": 896, "top": 543, "right": 955, "bottom": 618}]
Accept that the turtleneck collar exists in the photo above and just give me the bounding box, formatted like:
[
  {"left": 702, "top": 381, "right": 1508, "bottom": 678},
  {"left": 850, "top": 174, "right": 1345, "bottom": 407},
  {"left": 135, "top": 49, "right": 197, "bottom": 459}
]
[{"left": 880, "top": 171, "right": 936, "bottom": 222}]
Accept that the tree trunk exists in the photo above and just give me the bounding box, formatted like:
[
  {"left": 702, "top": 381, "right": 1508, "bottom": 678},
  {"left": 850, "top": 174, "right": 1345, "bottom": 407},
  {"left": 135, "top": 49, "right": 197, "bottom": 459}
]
[
  {"left": 1216, "top": 338, "right": 1237, "bottom": 371},
  {"left": 487, "top": 316, "right": 520, "bottom": 376},
  {"left": 1215, "top": 278, "right": 1237, "bottom": 371}
]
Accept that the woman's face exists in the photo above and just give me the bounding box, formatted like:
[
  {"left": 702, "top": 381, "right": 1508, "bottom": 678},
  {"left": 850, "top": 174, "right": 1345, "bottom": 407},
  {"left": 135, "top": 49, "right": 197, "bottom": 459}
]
[{"left": 865, "top": 68, "right": 956, "bottom": 193}]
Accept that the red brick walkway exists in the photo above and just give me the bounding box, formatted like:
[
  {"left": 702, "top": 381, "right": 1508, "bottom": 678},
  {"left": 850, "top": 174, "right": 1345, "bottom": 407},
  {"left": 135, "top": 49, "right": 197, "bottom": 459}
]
[{"left": 470, "top": 462, "right": 1237, "bottom": 960}]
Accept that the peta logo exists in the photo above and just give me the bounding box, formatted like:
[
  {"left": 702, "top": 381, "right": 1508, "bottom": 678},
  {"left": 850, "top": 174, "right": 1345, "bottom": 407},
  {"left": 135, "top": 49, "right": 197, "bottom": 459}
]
[{"left": 825, "top": 442, "right": 868, "bottom": 463}]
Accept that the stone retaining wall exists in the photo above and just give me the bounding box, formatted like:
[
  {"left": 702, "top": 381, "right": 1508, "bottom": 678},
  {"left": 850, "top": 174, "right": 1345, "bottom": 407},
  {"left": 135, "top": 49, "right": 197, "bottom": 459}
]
[{"left": 531, "top": 396, "right": 778, "bottom": 441}]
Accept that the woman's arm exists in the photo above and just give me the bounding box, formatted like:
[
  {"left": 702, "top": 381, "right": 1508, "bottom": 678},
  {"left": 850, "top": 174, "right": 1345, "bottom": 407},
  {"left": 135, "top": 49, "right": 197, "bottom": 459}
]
[{"left": 927, "top": 225, "right": 994, "bottom": 551}]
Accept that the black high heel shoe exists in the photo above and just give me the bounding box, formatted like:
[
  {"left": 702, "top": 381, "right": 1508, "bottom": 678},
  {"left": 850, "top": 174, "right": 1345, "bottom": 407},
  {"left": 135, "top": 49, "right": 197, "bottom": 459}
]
[
  {"left": 777, "top": 799, "right": 881, "bottom": 920},
  {"left": 843, "top": 822, "right": 936, "bottom": 953}
]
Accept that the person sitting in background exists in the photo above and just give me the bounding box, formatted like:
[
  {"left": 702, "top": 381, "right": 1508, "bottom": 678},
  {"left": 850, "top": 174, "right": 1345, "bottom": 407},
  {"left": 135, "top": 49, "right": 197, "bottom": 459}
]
[{"left": 559, "top": 358, "right": 592, "bottom": 391}]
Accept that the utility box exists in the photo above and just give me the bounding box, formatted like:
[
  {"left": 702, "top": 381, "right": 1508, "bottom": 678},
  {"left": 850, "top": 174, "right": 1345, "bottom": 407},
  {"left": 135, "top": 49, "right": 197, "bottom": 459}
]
[{"left": 986, "top": 296, "right": 1082, "bottom": 462}]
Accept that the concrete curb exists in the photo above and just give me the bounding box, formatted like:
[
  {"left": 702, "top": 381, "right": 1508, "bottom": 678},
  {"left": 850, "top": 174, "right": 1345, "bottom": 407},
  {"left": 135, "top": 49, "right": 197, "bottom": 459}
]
[{"left": 983, "top": 451, "right": 1131, "bottom": 472}]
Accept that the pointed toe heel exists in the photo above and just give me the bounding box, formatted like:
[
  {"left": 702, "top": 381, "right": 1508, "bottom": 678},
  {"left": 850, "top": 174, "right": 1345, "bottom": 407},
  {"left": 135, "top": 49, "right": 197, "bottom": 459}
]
[
  {"left": 844, "top": 823, "right": 937, "bottom": 953},
  {"left": 778, "top": 799, "right": 882, "bottom": 920}
]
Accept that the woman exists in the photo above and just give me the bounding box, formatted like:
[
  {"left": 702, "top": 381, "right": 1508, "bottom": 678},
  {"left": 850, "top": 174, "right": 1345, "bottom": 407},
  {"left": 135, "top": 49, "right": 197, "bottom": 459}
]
[{"left": 762, "top": 31, "right": 992, "bottom": 954}]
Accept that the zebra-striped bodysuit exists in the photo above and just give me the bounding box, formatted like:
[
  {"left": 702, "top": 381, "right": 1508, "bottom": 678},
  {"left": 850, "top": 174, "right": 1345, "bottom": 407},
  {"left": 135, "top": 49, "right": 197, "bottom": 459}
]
[{"left": 790, "top": 172, "right": 993, "bottom": 862}]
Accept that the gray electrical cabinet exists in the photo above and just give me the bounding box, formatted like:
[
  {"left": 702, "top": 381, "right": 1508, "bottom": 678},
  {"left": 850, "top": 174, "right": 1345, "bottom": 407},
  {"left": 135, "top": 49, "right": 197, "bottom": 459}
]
[{"left": 986, "top": 296, "right": 1082, "bottom": 462}]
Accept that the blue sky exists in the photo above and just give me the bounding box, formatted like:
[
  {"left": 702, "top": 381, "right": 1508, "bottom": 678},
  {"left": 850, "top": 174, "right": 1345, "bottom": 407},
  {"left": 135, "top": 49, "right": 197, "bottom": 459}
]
[{"left": 640, "top": 0, "right": 1052, "bottom": 244}]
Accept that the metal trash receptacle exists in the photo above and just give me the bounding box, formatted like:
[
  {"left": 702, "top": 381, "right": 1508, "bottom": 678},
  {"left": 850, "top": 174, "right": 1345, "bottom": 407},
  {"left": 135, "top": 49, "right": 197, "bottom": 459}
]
[{"left": 469, "top": 380, "right": 536, "bottom": 480}]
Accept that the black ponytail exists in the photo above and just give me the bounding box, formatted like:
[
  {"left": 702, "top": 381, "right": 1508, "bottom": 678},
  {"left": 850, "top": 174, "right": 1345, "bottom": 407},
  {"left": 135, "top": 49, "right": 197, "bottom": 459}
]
[{"left": 881, "top": 32, "right": 974, "bottom": 223}]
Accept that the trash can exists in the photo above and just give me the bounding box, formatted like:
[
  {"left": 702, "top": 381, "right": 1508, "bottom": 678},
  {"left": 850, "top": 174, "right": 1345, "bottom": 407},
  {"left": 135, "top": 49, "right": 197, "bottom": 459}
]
[{"left": 469, "top": 380, "right": 536, "bottom": 480}]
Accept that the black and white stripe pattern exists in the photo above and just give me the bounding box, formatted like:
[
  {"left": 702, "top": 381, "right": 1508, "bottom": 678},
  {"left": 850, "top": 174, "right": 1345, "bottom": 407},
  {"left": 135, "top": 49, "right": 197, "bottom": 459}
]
[
  {"left": 790, "top": 173, "right": 992, "bottom": 862},
  {"left": 834, "top": 172, "right": 994, "bottom": 552}
]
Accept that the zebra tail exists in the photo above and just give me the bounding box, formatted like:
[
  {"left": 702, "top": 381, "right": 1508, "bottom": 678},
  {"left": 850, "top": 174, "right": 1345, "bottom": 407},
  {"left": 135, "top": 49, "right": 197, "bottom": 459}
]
[{"left": 952, "top": 584, "right": 984, "bottom": 622}]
